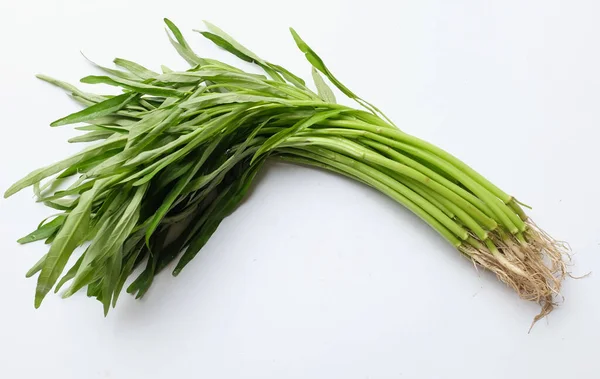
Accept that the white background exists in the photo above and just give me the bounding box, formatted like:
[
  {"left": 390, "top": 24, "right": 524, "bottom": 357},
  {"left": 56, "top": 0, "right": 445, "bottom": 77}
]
[{"left": 1, "top": 1, "right": 599, "bottom": 378}]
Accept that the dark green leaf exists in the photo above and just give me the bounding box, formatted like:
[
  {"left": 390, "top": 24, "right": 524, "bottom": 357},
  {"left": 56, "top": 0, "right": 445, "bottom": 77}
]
[{"left": 144, "top": 138, "right": 221, "bottom": 244}]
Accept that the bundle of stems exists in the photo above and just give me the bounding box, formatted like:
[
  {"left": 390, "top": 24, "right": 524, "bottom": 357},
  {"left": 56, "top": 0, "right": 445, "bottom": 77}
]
[{"left": 5, "top": 19, "right": 569, "bottom": 322}]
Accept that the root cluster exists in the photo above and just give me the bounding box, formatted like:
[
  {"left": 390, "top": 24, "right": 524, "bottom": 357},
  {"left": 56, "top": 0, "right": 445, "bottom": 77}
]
[{"left": 461, "top": 220, "right": 570, "bottom": 327}]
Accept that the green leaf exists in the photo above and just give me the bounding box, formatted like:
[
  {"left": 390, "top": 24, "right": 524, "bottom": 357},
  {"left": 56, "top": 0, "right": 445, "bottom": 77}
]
[
  {"left": 253, "top": 109, "right": 345, "bottom": 162},
  {"left": 64, "top": 184, "right": 146, "bottom": 298},
  {"left": 180, "top": 93, "right": 289, "bottom": 109},
  {"left": 126, "top": 251, "right": 158, "bottom": 299},
  {"left": 57, "top": 148, "right": 122, "bottom": 179},
  {"left": 80, "top": 76, "right": 188, "bottom": 98},
  {"left": 311, "top": 67, "right": 336, "bottom": 103},
  {"left": 81, "top": 53, "right": 140, "bottom": 81},
  {"left": 113, "top": 58, "right": 159, "bottom": 80},
  {"left": 203, "top": 21, "right": 265, "bottom": 64},
  {"left": 36, "top": 74, "right": 106, "bottom": 103},
  {"left": 33, "top": 182, "right": 41, "bottom": 199},
  {"left": 50, "top": 93, "right": 137, "bottom": 127},
  {"left": 43, "top": 199, "right": 76, "bottom": 211},
  {"left": 54, "top": 253, "right": 85, "bottom": 293},
  {"left": 126, "top": 108, "right": 171, "bottom": 147},
  {"left": 157, "top": 69, "right": 267, "bottom": 84},
  {"left": 144, "top": 138, "right": 221, "bottom": 244},
  {"left": 4, "top": 135, "right": 126, "bottom": 198},
  {"left": 267, "top": 63, "right": 307, "bottom": 88},
  {"left": 173, "top": 158, "right": 265, "bottom": 275},
  {"left": 127, "top": 229, "right": 168, "bottom": 299},
  {"left": 68, "top": 130, "right": 113, "bottom": 143},
  {"left": 197, "top": 25, "right": 285, "bottom": 82},
  {"left": 17, "top": 215, "right": 67, "bottom": 244},
  {"left": 112, "top": 242, "right": 145, "bottom": 307},
  {"left": 38, "top": 180, "right": 95, "bottom": 202},
  {"left": 34, "top": 180, "right": 104, "bottom": 308},
  {"left": 122, "top": 106, "right": 248, "bottom": 172},
  {"left": 199, "top": 31, "right": 254, "bottom": 63},
  {"left": 289, "top": 28, "right": 355, "bottom": 98},
  {"left": 86, "top": 277, "right": 103, "bottom": 299},
  {"left": 75, "top": 124, "right": 128, "bottom": 133},
  {"left": 102, "top": 247, "right": 121, "bottom": 315},
  {"left": 26, "top": 254, "right": 47, "bottom": 278},
  {"left": 164, "top": 18, "right": 205, "bottom": 66},
  {"left": 83, "top": 111, "right": 182, "bottom": 179},
  {"left": 289, "top": 28, "right": 393, "bottom": 124}
]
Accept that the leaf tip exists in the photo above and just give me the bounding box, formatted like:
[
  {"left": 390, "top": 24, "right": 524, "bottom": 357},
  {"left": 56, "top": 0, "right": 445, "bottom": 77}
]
[
  {"left": 33, "top": 294, "right": 44, "bottom": 309},
  {"left": 289, "top": 28, "right": 307, "bottom": 52},
  {"left": 4, "top": 185, "right": 18, "bottom": 198},
  {"left": 79, "top": 75, "right": 94, "bottom": 84},
  {"left": 61, "top": 289, "right": 74, "bottom": 299}
]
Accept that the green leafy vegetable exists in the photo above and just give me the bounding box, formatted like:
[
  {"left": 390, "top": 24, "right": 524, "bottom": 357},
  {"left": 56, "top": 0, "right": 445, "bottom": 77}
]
[{"left": 6, "top": 19, "right": 568, "bottom": 325}]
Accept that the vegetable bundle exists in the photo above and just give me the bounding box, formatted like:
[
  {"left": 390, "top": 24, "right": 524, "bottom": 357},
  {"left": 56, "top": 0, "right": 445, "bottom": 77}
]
[{"left": 5, "top": 19, "right": 569, "bottom": 322}]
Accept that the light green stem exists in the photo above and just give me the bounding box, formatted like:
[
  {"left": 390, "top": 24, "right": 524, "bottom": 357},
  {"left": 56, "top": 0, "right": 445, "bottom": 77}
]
[{"left": 276, "top": 151, "right": 463, "bottom": 247}]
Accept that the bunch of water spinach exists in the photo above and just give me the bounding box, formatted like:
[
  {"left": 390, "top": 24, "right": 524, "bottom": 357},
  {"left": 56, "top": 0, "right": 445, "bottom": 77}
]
[{"left": 5, "top": 19, "right": 568, "bottom": 322}]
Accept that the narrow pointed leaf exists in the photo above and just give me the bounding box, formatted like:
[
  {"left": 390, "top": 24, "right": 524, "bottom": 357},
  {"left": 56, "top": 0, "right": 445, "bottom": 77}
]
[
  {"left": 26, "top": 254, "right": 47, "bottom": 278},
  {"left": 113, "top": 58, "right": 159, "bottom": 80},
  {"left": 253, "top": 109, "right": 345, "bottom": 161},
  {"left": 311, "top": 67, "right": 336, "bottom": 103},
  {"left": 4, "top": 136, "right": 126, "bottom": 198},
  {"left": 18, "top": 215, "right": 67, "bottom": 244},
  {"left": 68, "top": 130, "right": 113, "bottom": 143},
  {"left": 34, "top": 180, "right": 103, "bottom": 307},
  {"left": 80, "top": 76, "right": 188, "bottom": 98},
  {"left": 50, "top": 93, "right": 137, "bottom": 127},
  {"left": 54, "top": 253, "right": 85, "bottom": 293}
]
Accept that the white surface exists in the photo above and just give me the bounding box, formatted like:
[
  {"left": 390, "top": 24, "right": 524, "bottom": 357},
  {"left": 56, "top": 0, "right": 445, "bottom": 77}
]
[{"left": 1, "top": 1, "right": 599, "bottom": 378}]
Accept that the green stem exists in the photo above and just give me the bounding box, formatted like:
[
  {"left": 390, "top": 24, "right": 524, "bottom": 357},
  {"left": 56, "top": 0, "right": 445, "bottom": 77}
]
[
  {"left": 364, "top": 163, "right": 489, "bottom": 240},
  {"left": 276, "top": 152, "right": 463, "bottom": 247},
  {"left": 298, "top": 146, "right": 469, "bottom": 240},
  {"left": 284, "top": 135, "right": 505, "bottom": 234},
  {"left": 305, "top": 127, "right": 497, "bottom": 220},
  {"left": 321, "top": 119, "right": 514, "bottom": 203},
  {"left": 401, "top": 178, "right": 455, "bottom": 220},
  {"left": 313, "top": 122, "right": 525, "bottom": 233},
  {"left": 509, "top": 199, "right": 528, "bottom": 221},
  {"left": 359, "top": 134, "right": 523, "bottom": 232},
  {"left": 356, "top": 137, "right": 498, "bottom": 230}
]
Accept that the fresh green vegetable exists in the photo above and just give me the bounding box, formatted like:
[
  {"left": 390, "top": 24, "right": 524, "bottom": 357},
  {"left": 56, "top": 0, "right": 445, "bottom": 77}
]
[{"left": 5, "top": 19, "right": 569, "bottom": 323}]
